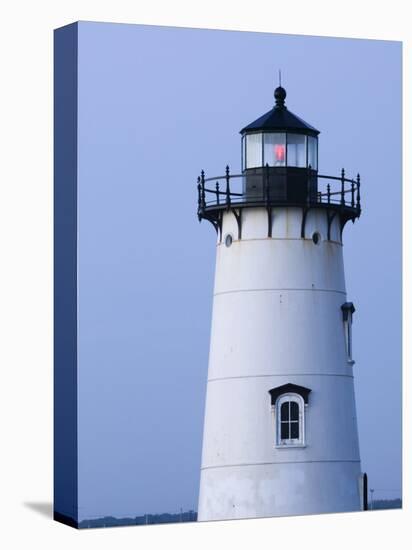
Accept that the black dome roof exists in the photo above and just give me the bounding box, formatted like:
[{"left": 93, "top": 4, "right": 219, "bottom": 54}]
[{"left": 240, "top": 86, "right": 320, "bottom": 137}]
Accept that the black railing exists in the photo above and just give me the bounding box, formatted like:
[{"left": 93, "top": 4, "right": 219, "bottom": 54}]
[{"left": 197, "top": 166, "right": 361, "bottom": 215}]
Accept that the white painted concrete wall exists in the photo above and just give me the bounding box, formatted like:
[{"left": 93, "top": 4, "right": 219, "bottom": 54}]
[{"left": 198, "top": 207, "right": 361, "bottom": 521}]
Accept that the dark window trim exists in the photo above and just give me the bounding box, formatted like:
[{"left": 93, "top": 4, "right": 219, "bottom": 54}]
[{"left": 269, "top": 383, "right": 312, "bottom": 405}]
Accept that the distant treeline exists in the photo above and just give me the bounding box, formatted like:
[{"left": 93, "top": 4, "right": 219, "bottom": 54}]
[
  {"left": 79, "top": 510, "right": 197, "bottom": 529},
  {"left": 371, "top": 498, "right": 402, "bottom": 510},
  {"left": 79, "top": 500, "right": 402, "bottom": 528}
]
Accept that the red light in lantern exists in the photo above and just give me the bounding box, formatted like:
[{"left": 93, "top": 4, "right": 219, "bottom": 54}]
[{"left": 275, "top": 144, "right": 285, "bottom": 161}]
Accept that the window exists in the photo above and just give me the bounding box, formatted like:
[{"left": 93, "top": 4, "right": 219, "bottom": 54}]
[
  {"left": 245, "top": 133, "right": 263, "bottom": 169},
  {"left": 308, "top": 136, "right": 318, "bottom": 170},
  {"left": 312, "top": 231, "right": 321, "bottom": 245},
  {"left": 242, "top": 132, "right": 318, "bottom": 170},
  {"left": 276, "top": 394, "right": 304, "bottom": 446},
  {"left": 287, "top": 134, "right": 306, "bottom": 167},
  {"left": 224, "top": 234, "right": 233, "bottom": 247},
  {"left": 263, "top": 133, "right": 286, "bottom": 167},
  {"left": 341, "top": 302, "right": 355, "bottom": 364},
  {"left": 268, "top": 383, "right": 311, "bottom": 448},
  {"left": 280, "top": 398, "right": 300, "bottom": 440},
  {"left": 241, "top": 135, "right": 246, "bottom": 171}
]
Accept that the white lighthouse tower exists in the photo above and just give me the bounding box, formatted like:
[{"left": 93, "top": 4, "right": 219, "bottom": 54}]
[{"left": 197, "top": 85, "right": 366, "bottom": 521}]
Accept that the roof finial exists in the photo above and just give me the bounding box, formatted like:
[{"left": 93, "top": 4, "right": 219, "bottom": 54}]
[
  {"left": 274, "top": 74, "right": 286, "bottom": 110},
  {"left": 274, "top": 69, "right": 286, "bottom": 108}
]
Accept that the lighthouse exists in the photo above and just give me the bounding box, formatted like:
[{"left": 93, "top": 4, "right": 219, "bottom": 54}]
[{"left": 196, "top": 85, "right": 366, "bottom": 521}]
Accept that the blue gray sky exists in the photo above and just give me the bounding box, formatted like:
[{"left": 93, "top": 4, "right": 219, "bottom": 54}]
[{"left": 75, "top": 22, "right": 401, "bottom": 519}]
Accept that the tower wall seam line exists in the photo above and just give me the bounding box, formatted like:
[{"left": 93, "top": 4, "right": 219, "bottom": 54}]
[
  {"left": 213, "top": 288, "right": 346, "bottom": 297},
  {"left": 201, "top": 459, "right": 361, "bottom": 471},
  {"left": 207, "top": 373, "right": 354, "bottom": 383}
]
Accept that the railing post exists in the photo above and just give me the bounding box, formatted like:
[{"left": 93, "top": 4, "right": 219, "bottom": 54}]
[
  {"left": 197, "top": 176, "right": 201, "bottom": 205},
  {"left": 356, "top": 173, "right": 361, "bottom": 211},
  {"left": 197, "top": 176, "right": 202, "bottom": 220},
  {"left": 225, "top": 165, "right": 231, "bottom": 208},
  {"left": 216, "top": 181, "right": 220, "bottom": 205},
  {"left": 340, "top": 168, "right": 345, "bottom": 206},
  {"left": 327, "top": 183, "right": 331, "bottom": 204},
  {"left": 201, "top": 170, "right": 206, "bottom": 209},
  {"left": 351, "top": 181, "right": 355, "bottom": 207}
]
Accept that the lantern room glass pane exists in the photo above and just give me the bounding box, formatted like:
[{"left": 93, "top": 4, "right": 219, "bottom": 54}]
[
  {"left": 241, "top": 135, "right": 246, "bottom": 171},
  {"left": 245, "top": 133, "right": 263, "bottom": 169},
  {"left": 308, "top": 136, "right": 318, "bottom": 170},
  {"left": 287, "top": 134, "right": 306, "bottom": 167},
  {"left": 263, "top": 133, "right": 286, "bottom": 167}
]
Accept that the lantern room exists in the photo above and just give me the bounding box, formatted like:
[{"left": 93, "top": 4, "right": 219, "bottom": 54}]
[
  {"left": 196, "top": 84, "right": 361, "bottom": 241},
  {"left": 240, "top": 86, "right": 320, "bottom": 202}
]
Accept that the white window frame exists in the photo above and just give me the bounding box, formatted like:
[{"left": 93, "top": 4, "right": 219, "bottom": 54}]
[{"left": 275, "top": 393, "right": 306, "bottom": 448}]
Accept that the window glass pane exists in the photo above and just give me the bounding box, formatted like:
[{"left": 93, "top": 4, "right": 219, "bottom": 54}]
[
  {"left": 290, "top": 401, "right": 299, "bottom": 421},
  {"left": 263, "top": 133, "right": 286, "bottom": 167},
  {"left": 281, "top": 422, "right": 289, "bottom": 440},
  {"left": 280, "top": 402, "right": 289, "bottom": 421},
  {"left": 308, "top": 136, "right": 318, "bottom": 170},
  {"left": 245, "top": 133, "right": 262, "bottom": 169},
  {"left": 241, "top": 135, "right": 245, "bottom": 171},
  {"left": 290, "top": 421, "right": 299, "bottom": 439},
  {"left": 287, "top": 134, "right": 306, "bottom": 167}
]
